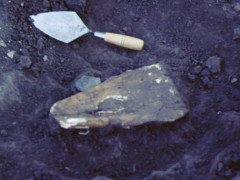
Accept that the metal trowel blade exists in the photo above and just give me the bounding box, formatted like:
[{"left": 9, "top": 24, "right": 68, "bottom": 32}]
[{"left": 30, "top": 11, "right": 90, "bottom": 43}]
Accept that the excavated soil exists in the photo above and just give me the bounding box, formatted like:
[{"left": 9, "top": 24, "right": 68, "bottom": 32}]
[{"left": 1, "top": 0, "right": 240, "bottom": 179}]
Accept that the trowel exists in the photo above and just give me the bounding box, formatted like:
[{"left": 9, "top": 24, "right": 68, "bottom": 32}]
[{"left": 30, "top": 11, "right": 144, "bottom": 50}]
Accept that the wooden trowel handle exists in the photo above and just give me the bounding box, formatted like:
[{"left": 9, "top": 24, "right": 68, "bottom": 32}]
[{"left": 104, "top": 33, "right": 144, "bottom": 51}]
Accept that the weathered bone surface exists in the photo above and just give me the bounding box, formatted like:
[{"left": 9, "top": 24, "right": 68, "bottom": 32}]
[{"left": 50, "top": 63, "right": 188, "bottom": 129}]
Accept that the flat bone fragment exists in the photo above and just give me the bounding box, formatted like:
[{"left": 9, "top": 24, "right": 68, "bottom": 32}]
[{"left": 50, "top": 63, "right": 188, "bottom": 129}]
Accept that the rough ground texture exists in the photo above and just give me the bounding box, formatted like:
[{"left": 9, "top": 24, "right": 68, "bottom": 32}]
[{"left": 0, "top": 0, "right": 240, "bottom": 179}]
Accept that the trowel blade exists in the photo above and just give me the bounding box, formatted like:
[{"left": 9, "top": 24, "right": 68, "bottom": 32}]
[{"left": 30, "top": 11, "right": 90, "bottom": 43}]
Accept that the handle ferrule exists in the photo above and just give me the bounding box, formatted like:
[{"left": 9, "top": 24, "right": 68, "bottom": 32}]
[{"left": 94, "top": 31, "right": 106, "bottom": 39}]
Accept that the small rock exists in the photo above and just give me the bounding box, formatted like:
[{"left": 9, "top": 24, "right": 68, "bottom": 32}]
[
  {"left": 0, "top": 40, "right": 6, "bottom": 47},
  {"left": 7, "top": 50, "right": 15, "bottom": 59},
  {"left": 217, "top": 111, "right": 240, "bottom": 138},
  {"left": 202, "top": 77, "right": 214, "bottom": 89},
  {"left": 171, "top": 47, "right": 186, "bottom": 58},
  {"left": 37, "top": 38, "right": 45, "bottom": 50},
  {"left": 123, "top": 27, "right": 128, "bottom": 32},
  {"left": 206, "top": 56, "right": 222, "bottom": 73},
  {"left": 20, "top": 49, "right": 29, "bottom": 56},
  {"left": 43, "top": 0, "right": 50, "bottom": 8},
  {"left": 187, "top": 20, "right": 193, "bottom": 27},
  {"left": 19, "top": 56, "right": 32, "bottom": 69},
  {"left": 145, "top": 163, "right": 182, "bottom": 179},
  {"left": 233, "top": 27, "right": 240, "bottom": 40},
  {"left": 43, "top": 55, "right": 48, "bottom": 61},
  {"left": 217, "top": 162, "right": 223, "bottom": 172},
  {"left": 59, "top": 57, "right": 65, "bottom": 63},
  {"left": 0, "top": 129, "right": 8, "bottom": 137},
  {"left": 201, "top": 68, "right": 211, "bottom": 77},
  {"left": 231, "top": 78, "right": 238, "bottom": 83},
  {"left": 75, "top": 76, "right": 101, "bottom": 92},
  {"left": 0, "top": 72, "right": 22, "bottom": 110},
  {"left": 234, "top": 3, "right": 240, "bottom": 12},
  {"left": 31, "top": 63, "right": 42, "bottom": 77},
  {"left": 192, "top": 65, "right": 202, "bottom": 75},
  {"left": 187, "top": 72, "right": 196, "bottom": 81}
]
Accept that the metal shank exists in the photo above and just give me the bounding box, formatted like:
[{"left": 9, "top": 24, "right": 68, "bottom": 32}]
[{"left": 94, "top": 31, "right": 106, "bottom": 39}]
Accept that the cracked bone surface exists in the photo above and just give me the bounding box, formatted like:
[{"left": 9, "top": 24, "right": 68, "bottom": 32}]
[{"left": 50, "top": 63, "right": 188, "bottom": 129}]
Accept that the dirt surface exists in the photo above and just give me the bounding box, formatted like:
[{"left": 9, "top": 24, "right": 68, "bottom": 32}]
[{"left": 1, "top": 0, "right": 240, "bottom": 179}]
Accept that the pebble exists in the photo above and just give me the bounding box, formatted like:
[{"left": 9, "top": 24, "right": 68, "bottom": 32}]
[
  {"left": 43, "top": 0, "right": 50, "bottom": 8},
  {"left": 233, "top": 26, "right": 240, "bottom": 40},
  {"left": 31, "top": 63, "right": 42, "bottom": 77},
  {"left": 171, "top": 47, "right": 186, "bottom": 58},
  {"left": 0, "top": 40, "right": 6, "bottom": 47},
  {"left": 20, "top": 49, "right": 29, "bottom": 56},
  {"left": 37, "top": 38, "right": 45, "bottom": 50},
  {"left": 234, "top": 3, "right": 240, "bottom": 12},
  {"left": 192, "top": 65, "right": 202, "bottom": 75},
  {"left": 231, "top": 78, "right": 238, "bottom": 83},
  {"left": 75, "top": 75, "right": 101, "bottom": 92},
  {"left": 19, "top": 56, "right": 32, "bottom": 69},
  {"left": 123, "top": 27, "right": 128, "bottom": 32},
  {"left": 217, "top": 162, "right": 223, "bottom": 172},
  {"left": 43, "top": 55, "right": 48, "bottom": 61},
  {"left": 0, "top": 129, "right": 8, "bottom": 137},
  {"left": 201, "top": 68, "right": 211, "bottom": 77},
  {"left": 187, "top": 20, "right": 193, "bottom": 27},
  {"left": 7, "top": 50, "right": 15, "bottom": 59},
  {"left": 187, "top": 72, "right": 196, "bottom": 81},
  {"left": 202, "top": 77, "right": 214, "bottom": 89},
  {"left": 206, "top": 56, "right": 222, "bottom": 73}
]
